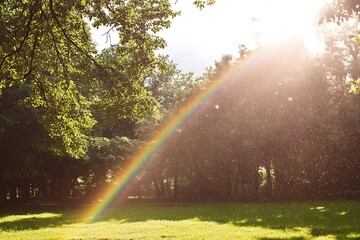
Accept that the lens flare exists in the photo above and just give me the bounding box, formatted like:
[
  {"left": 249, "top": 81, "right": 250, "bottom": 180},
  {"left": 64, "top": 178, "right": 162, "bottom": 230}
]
[{"left": 249, "top": 0, "right": 329, "bottom": 53}]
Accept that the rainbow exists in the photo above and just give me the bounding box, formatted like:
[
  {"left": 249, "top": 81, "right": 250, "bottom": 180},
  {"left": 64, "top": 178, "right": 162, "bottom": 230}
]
[{"left": 84, "top": 50, "right": 261, "bottom": 223}]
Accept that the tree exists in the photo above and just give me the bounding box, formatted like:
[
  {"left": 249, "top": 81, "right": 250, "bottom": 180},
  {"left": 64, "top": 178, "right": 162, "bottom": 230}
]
[
  {"left": 144, "top": 33, "right": 360, "bottom": 201},
  {"left": 193, "top": 0, "right": 216, "bottom": 10},
  {"left": 0, "top": 0, "right": 180, "bottom": 203},
  {"left": 136, "top": 55, "right": 205, "bottom": 199},
  {"left": 0, "top": 0, "right": 179, "bottom": 157},
  {"left": 319, "top": 0, "right": 360, "bottom": 93},
  {"left": 193, "top": 0, "right": 360, "bottom": 17},
  {"left": 321, "top": 0, "right": 360, "bottom": 23},
  {"left": 0, "top": 83, "right": 48, "bottom": 203}
]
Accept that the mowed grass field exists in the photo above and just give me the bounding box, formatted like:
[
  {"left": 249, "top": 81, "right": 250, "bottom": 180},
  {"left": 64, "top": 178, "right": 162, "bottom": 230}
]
[{"left": 0, "top": 201, "right": 359, "bottom": 240}]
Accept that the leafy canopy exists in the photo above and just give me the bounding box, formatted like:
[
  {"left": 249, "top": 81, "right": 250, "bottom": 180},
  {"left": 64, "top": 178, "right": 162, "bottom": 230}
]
[{"left": 0, "top": 0, "right": 179, "bottom": 158}]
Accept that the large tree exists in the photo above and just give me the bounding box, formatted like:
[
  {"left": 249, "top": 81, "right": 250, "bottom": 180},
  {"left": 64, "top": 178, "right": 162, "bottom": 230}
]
[{"left": 0, "top": 0, "right": 178, "bottom": 158}]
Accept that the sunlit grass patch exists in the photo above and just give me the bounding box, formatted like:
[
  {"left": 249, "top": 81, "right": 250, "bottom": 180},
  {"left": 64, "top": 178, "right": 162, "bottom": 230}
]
[
  {"left": 2, "top": 219, "right": 313, "bottom": 240},
  {"left": 0, "top": 212, "right": 61, "bottom": 224},
  {"left": 0, "top": 201, "right": 359, "bottom": 239},
  {"left": 347, "top": 233, "right": 360, "bottom": 239}
]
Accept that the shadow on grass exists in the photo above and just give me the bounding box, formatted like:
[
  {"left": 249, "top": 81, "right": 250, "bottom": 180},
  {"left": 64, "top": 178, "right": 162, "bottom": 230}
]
[
  {"left": 0, "top": 201, "right": 359, "bottom": 239},
  {"left": 0, "top": 209, "right": 82, "bottom": 231},
  {"left": 259, "top": 238, "right": 305, "bottom": 240},
  {"left": 99, "top": 201, "right": 360, "bottom": 239},
  {"left": 0, "top": 216, "right": 63, "bottom": 231}
]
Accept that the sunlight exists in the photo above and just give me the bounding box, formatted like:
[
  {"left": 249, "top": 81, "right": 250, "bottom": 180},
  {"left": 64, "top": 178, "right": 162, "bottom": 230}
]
[
  {"left": 247, "top": 0, "right": 330, "bottom": 53},
  {"left": 0, "top": 213, "right": 62, "bottom": 223}
]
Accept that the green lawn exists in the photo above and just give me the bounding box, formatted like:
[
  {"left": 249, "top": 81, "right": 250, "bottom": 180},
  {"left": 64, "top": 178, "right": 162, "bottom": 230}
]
[{"left": 0, "top": 201, "right": 359, "bottom": 239}]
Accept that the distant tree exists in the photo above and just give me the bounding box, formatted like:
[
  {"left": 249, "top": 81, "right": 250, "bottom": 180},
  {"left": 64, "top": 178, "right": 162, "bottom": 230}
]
[
  {"left": 194, "top": 0, "right": 359, "bottom": 15},
  {"left": 148, "top": 34, "right": 360, "bottom": 201},
  {"left": 320, "top": 0, "right": 360, "bottom": 23},
  {"left": 136, "top": 55, "right": 205, "bottom": 199},
  {"left": 0, "top": 83, "right": 46, "bottom": 202}
]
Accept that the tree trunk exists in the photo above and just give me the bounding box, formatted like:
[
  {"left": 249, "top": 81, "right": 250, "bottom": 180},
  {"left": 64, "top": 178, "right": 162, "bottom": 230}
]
[
  {"left": 173, "top": 159, "right": 180, "bottom": 200},
  {"left": 251, "top": 166, "right": 260, "bottom": 200},
  {"left": 159, "top": 177, "right": 165, "bottom": 197},
  {"left": 234, "top": 163, "right": 243, "bottom": 200},
  {"left": 265, "top": 161, "right": 273, "bottom": 199},
  {"left": 9, "top": 181, "right": 17, "bottom": 201},
  {"left": 0, "top": 178, "right": 6, "bottom": 202},
  {"left": 21, "top": 181, "right": 30, "bottom": 203},
  {"left": 274, "top": 168, "right": 285, "bottom": 200},
  {"left": 152, "top": 178, "right": 160, "bottom": 197},
  {"left": 173, "top": 173, "right": 178, "bottom": 200},
  {"left": 234, "top": 166, "right": 239, "bottom": 200},
  {"left": 225, "top": 167, "right": 232, "bottom": 200}
]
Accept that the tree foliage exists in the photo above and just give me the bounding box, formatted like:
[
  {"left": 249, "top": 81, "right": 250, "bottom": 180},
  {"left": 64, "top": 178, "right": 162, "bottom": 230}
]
[
  {"left": 321, "top": 0, "right": 360, "bottom": 23},
  {"left": 1, "top": 0, "right": 360, "bottom": 205},
  {"left": 193, "top": 0, "right": 216, "bottom": 10},
  {"left": 0, "top": 0, "right": 178, "bottom": 157}
]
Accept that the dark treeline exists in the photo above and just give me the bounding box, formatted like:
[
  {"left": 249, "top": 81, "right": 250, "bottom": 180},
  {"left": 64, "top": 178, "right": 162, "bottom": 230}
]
[
  {"left": 0, "top": 1, "right": 360, "bottom": 206},
  {"left": 151, "top": 37, "right": 360, "bottom": 202}
]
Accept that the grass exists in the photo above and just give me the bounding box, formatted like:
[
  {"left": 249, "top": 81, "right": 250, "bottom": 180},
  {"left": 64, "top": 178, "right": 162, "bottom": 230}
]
[{"left": 0, "top": 201, "right": 359, "bottom": 239}]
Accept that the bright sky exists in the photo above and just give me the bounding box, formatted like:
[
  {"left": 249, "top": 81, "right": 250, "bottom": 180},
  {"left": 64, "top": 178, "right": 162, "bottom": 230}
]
[
  {"left": 156, "top": 0, "right": 260, "bottom": 75},
  {"left": 92, "top": 0, "right": 328, "bottom": 75}
]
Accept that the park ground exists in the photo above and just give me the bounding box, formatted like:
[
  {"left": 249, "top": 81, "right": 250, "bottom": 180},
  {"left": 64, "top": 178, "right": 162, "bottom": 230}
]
[{"left": 0, "top": 201, "right": 359, "bottom": 239}]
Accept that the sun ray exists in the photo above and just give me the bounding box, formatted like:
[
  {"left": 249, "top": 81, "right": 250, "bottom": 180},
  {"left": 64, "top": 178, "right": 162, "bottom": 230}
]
[
  {"left": 82, "top": 0, "right": 331, "bottom": 223},
  {"left": 249, "top": 0, "right": 330, "bottom": 53},
  {"left": 82, "top": 48, "right": 265, "bottom": 223}
]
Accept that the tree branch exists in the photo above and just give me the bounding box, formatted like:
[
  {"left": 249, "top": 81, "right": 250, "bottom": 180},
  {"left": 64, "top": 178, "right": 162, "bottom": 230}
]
[
  {"left": 24, "top": 28, "right": 39, "bottom": 84},
  {"left": 49, "top": 0, "right": 103, "bottom": 69},
  {"left": 0, "top": 1, "right": 40, "bottom": 69}
]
